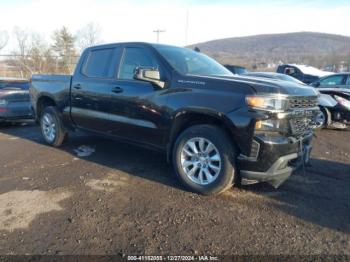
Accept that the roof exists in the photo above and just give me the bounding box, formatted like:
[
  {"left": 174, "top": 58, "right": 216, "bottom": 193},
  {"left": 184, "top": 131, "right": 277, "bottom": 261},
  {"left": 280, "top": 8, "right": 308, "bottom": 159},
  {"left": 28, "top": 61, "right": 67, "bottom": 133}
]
[
  {"left": 83, "top": 42, "right": 196, "bottom": 53},
  {"left": 283, "top": 64, "right": 333, "bottom": 77},
  {"left": 319, "top": 72, "right": 350, "bottom": 79}
]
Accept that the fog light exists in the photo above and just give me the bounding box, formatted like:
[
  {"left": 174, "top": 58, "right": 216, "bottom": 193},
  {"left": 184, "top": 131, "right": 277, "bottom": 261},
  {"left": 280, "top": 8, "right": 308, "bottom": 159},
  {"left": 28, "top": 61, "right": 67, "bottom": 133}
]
[
  {"left": 255, "top": 120, "right": 262, "bottom": 129},
  {"left": 249, "top": 140, "right": 260, "bottom": 158},
  {"left": 255, "top": 119, "right": 282, "bottom": 131}
]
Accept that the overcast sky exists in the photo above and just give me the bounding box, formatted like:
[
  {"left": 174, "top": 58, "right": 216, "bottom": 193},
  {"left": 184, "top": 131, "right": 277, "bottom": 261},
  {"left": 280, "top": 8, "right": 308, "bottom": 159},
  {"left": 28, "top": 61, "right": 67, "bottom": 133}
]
[{"left": 1, "top": 0, "right": 350, "bottom": 52}]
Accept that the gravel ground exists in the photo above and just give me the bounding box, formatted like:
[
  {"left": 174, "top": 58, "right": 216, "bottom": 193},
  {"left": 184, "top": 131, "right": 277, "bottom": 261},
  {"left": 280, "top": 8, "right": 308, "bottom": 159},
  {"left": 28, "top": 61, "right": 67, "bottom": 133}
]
[{"left": 0, "top": 123, "right": 349, "bottom": 256}]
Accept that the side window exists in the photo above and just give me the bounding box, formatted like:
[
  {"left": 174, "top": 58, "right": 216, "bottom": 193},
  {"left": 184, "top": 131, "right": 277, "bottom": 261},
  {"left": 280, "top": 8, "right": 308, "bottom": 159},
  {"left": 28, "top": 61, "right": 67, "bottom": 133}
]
[
  {"left": 119, "top": 47, "right": 159, "bottom": 80},
  {"left": 83, "top": 48, "right": 116, "bottom": 78},
  {"left": 320, "top": 75, "right": 344, "bottom": 86},
  {"left": 284, "top": 67, "right": 295, "bottom": 76},
  {"left": 346, "top": 75, "right": 350, "bottom": 86},
  {"left": 284, "top": 67, "right": 301, "bottom": 78}
]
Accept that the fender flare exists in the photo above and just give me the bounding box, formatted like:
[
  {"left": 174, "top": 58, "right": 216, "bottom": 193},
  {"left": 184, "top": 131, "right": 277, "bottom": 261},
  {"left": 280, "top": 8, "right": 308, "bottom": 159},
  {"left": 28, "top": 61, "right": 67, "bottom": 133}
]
[{"left": 166, "top": 107, "right": 240, "bottom": 161}]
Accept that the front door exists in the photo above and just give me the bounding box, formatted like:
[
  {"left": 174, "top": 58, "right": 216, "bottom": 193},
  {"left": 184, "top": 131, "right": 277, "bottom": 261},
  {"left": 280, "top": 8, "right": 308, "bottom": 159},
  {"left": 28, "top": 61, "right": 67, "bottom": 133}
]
[{"left": 108, "top": 45, "right": 168, "bottom": 147}]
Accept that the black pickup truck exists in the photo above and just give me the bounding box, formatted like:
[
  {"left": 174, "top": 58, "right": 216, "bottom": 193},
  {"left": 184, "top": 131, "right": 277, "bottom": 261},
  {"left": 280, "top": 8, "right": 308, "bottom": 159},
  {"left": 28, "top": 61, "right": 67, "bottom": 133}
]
[{"left": 30, "top": 43, "right": 319, "bottom": 195}]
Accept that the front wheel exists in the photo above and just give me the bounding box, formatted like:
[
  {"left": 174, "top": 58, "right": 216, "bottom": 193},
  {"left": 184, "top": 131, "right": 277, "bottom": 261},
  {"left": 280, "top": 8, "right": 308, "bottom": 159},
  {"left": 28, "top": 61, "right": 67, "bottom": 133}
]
[
  {"left": 40, "top": 106, "right": 67, "bottom": 147},
  {"left": 316, "top": 106, "right": 330, "bottom": 128},
  {"left": 172, "top": 124, "right": 237, "bottom": 195}
]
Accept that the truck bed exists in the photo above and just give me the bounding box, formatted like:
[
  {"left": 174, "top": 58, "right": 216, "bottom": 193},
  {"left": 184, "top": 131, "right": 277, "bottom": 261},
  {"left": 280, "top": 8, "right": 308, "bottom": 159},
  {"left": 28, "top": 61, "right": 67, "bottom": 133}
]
[
  {"left": 31, "top": 74, "right": 72, "bottom": 93},
  {"left": 30, "top": 74, "right": 73, "bottom": 119}
]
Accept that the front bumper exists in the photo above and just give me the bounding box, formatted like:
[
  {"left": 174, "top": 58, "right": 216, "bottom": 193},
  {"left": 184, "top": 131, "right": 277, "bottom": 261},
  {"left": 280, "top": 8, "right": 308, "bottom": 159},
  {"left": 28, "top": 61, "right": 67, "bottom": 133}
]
[
  {"left": 330, "top": 104, "right": 350, "bottom": 122},
  {"left": 238, "top": 133, "right": 312, "bottom": 188}
]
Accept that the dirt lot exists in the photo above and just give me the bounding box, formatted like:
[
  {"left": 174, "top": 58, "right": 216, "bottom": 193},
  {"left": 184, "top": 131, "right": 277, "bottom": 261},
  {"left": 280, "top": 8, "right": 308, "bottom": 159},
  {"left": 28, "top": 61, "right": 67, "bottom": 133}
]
[{"left": 0, "top": 123, "right": 349, "bottom": 256}]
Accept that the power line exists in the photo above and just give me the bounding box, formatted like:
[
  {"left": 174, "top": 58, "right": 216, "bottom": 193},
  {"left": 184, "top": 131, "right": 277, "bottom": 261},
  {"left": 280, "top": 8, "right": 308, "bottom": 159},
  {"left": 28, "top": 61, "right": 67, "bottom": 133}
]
[{"left": 0, "top": 54, "right": 80, "bottom": 58}]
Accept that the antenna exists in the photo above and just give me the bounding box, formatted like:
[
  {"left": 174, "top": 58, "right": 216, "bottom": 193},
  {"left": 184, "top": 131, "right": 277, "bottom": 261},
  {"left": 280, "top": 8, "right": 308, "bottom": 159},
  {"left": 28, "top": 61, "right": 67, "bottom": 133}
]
[{"left": 153, "top": 29, "right": 166, "bottom": 43}]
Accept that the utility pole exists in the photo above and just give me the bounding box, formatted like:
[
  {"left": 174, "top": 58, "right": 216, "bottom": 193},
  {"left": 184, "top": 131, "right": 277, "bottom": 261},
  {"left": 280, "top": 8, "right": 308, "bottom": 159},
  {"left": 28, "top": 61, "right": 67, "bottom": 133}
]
[
  {"left": 185, "top": 10, "right": 189, "bottom": 46},
  {"left": 153, "top": 29, "right": 166, "bottom": 43}
]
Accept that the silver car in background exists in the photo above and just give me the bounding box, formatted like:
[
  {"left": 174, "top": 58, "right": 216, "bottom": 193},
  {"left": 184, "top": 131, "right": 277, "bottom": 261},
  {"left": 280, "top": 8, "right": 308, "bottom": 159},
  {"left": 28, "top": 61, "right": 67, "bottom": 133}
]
[{"left": 310, "top": 73, "right": 350, "bottom": 128}]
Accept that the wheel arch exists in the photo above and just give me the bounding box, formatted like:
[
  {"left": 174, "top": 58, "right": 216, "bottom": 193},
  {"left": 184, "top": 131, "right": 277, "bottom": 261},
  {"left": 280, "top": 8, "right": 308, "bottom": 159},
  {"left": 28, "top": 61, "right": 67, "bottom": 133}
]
[
  {"left": 319, "top": 105, "right": 332, "bottom": 127},
  {"left": 166, "top": 109, "right": 239, "bottom": 162},
  {"left": 36, "top": 95, "right": 57, "bottom": 120}
]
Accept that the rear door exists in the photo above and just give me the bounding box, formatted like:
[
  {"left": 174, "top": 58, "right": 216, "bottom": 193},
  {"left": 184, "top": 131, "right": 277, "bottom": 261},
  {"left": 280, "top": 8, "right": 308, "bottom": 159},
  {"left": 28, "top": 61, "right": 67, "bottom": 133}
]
[
  {"left": 70, "top": 46, "right": 122, "bottom": 133},
  {"left": 340, "top": 74, "right": 350, "bottom": 98},
  {"left": 344, "top": 74, "right": 350, "bottom": 90}
]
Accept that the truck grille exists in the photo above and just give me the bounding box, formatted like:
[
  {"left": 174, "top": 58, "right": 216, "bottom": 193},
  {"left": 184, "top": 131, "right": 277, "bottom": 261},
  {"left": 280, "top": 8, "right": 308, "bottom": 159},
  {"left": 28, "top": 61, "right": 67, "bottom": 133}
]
[
  {"left": 290, "top": 118, "right": 312, "bottom": 135},
  {"left": 289, "top": 96, "right": 318, "bottom": 109}
]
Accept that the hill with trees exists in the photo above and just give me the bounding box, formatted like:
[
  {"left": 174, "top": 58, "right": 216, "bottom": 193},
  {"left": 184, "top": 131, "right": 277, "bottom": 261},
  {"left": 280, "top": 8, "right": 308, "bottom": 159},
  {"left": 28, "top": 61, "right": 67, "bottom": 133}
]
[{"left": 190, "top": 32, "right": 350, "bottom": 70}]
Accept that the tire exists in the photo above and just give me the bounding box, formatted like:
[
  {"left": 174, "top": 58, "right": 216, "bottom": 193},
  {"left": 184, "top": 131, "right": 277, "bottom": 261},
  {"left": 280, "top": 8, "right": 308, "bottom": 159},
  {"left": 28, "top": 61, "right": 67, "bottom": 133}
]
[
  {"left": 172, "top": 124, "right": 237, "bottom": 195},
  {"left": 40, "top": 106, "right": 67, "bottom": 147},
  {"left": 317, "top": 106, "right": 330, "bottom": 128}
]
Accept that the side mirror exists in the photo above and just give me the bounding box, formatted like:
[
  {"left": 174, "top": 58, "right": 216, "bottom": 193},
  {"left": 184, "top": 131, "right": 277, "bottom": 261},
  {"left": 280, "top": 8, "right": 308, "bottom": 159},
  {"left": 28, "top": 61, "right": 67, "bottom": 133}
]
[{"left": 134, "top": 67, "right": 165, "bottom": 88}]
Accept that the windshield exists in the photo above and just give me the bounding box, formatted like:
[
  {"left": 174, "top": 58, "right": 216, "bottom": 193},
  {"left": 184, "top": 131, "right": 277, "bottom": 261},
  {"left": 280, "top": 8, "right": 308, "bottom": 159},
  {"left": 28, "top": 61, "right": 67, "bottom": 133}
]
[{"left": 154, "top": 45, "right": 233, "bottom": 77}]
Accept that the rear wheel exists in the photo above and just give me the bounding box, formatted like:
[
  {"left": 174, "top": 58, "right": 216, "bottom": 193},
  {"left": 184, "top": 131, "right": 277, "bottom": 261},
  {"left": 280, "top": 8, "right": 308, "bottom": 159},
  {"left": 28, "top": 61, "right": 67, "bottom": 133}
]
[
  {"left": 40, "top": 106, "right": 67, "bottom": 147},
  {"left": 172, "top": 124, "right": 237, "bottom": 195}
]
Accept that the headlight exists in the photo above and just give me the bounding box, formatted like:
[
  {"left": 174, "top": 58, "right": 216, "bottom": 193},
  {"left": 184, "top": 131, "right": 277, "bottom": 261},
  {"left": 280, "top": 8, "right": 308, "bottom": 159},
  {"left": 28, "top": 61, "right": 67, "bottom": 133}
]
[
  {"left": 246, "top": 95, "right": 288, "bottom": 112},
  {"left": 0, "top": 99, "right": 7, "bottom": 106},
  {"left": 334, "top": 95, "right": 350, "bottom": 109}
]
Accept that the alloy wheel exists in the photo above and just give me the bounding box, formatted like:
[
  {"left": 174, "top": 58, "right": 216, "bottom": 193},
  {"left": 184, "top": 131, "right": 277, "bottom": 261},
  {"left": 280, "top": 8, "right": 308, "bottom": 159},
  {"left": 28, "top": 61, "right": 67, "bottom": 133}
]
[
  {"left": 180, "top": 137, "right": 222, "bottom": 185},
  {"left": 42, "top": 113, "right": 56, "bottom": 142}
]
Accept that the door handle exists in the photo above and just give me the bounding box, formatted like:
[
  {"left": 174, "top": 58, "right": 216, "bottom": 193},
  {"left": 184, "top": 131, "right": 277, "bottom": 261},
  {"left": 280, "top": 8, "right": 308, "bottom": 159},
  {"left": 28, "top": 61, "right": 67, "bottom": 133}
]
[
  {"left": 73, "top": 84, "right": 82, "bottom": 90},
  {"left": 111, "top": 87, "right": 123, "bottom": 93}
]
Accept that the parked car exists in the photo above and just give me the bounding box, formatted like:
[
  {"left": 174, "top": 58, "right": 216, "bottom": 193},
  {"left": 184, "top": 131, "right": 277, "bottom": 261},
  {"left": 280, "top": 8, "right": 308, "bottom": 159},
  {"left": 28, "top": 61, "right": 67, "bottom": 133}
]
[
  {"left": 0, "top": 77, "right": 33, "bottom": 124},
  {"left": 277, "top": 64, "right": 333, "bottom": 84},
  {"left": 242, "top": 72, "right": 305, "bottom": 84},
  {"left": 30, "top": 42, "right": 319, "bottom": 195},
  {"left": 310, "top": 73, "right": 350, "bottom": 128},
  {"left": 224, "top": 65, "right": 247, "bottom": 75}
]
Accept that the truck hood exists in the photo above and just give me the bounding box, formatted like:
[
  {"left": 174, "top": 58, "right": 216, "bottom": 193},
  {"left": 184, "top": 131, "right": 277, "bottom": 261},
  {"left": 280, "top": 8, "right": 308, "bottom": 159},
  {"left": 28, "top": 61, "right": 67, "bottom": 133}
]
[{"left": 193, "top": 74, "right": 318, "bottom": 97}]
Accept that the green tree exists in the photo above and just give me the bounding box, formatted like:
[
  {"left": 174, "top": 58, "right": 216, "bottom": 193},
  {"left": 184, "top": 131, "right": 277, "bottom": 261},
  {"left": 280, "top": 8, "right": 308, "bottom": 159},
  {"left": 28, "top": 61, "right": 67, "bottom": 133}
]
[{"left": 52, "top": 26, "right": 77, "bottom": 74}]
